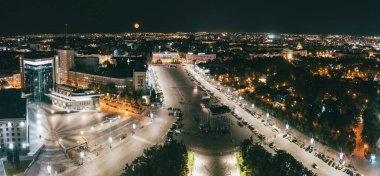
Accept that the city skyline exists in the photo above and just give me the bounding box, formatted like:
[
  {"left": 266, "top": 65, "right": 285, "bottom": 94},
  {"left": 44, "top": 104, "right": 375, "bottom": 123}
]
[
  {"left": 1, "top": 0, "right": 380, "bottom": 36},
  {"left": 0, "top": 2, "right": 380, "bottom": 175}
]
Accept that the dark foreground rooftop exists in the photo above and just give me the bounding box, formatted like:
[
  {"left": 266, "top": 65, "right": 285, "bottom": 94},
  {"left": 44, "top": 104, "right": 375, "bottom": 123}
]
[{"left": 0, "top": 88, "right": 26, "bottom": 119}]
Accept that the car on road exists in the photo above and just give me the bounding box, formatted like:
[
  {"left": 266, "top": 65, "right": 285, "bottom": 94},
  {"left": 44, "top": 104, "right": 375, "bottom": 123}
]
[
  {"left": 328, "top": 160, "right": 333, "bottom": 166},
  {"left": 269, "top": 142, "right": 275, "bottom": 148},
  {"left": 238, "top": 122, "right": 243, "bottom": 127}
]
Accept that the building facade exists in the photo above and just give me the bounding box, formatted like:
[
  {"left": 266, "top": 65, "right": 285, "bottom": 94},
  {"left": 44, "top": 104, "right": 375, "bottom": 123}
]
[
  {"left": 185, "top": 53, "right": 216, "bottom": 63},
  {"left": 57, "top": 48, "right": 75, "bottom": 84},
  {"left": 0, "top": 89, "right": 27, "bottom": 150},
  {"left": 68, "top": 70, "right": 133, "bottom": 91},
  {"left": 0, "top": 73, "right": 21, "bottom": 89},
  {"left": 133, "top": 71, "right": 146, "bottom": 91},
  {"left": 20, "top": 55, "right": 58, "bottom": 101},
  {"left": 152, "top": 52, "right": 180, "bottom": 64}
]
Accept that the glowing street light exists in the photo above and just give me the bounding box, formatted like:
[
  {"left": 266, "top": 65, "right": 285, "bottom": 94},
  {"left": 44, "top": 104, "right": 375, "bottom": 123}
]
[
  {"left": 285, "top": 123, "right": 289, "bottom": 130},
  {"left": 108, "top": 137, "right": 113, "bottom": 148},
  {"left": 310, "top": 137, "right": 314, "bottom": 145},
  {"left": 266, "top": 112, "right": 269, "bottom": 118},
  {"left": 47, "top": 163, "right": 52, "bottom": 175},
  {"left": 80, "top": 131, "right": 84, "bottom": 135},
  {"left": 370, "top": 154, "right": 376, "bottom": 162},
  {"left": 80, "top": 151, "right": 84, "bottom": 164},
  {"left": 132, "top": 123, "right": 136, "bottom": 130},
  {"left": 251, "top": 104, "right": 255, "bottom": 108},
  {"left": 9, "top": 143, "right": 14, "bottom": 150},
  {"left": 339, "top": 152, "right": 344, "bottom": 160}
]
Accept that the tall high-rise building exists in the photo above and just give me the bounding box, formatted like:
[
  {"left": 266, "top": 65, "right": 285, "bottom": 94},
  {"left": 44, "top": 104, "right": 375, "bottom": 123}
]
[
  {"left": 57, "top": 48, "right": 75, "bottom": 84},
  {"left": 57, "top": 24, "right": 75, "bottom": 84},
  {"left": 20, "top": 54, "right": 58, "bottom": 101}
]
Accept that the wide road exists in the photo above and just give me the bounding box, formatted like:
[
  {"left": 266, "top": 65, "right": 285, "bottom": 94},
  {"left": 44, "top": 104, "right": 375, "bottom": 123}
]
[
  {"left": 186, "top": 64, "right": 348, "bottom": 176},
  {"left": 64, "top": 66, "right": 185, "bottom": 176},
  {"left": 154, "top": 65, "right": 242, "bottom": 176}
]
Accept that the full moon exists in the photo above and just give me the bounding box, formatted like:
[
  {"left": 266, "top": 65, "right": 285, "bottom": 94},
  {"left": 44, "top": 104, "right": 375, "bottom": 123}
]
[{"left": 134, "top": 23, "right": 139, "bottom": 29}]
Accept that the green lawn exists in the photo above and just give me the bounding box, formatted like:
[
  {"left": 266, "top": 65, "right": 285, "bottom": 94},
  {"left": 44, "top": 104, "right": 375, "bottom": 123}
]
[{"left": 4, "top": 160, "right": 32, "bottom": 176}]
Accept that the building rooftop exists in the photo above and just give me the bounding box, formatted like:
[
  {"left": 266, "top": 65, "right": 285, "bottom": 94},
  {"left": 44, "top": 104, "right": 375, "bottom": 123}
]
[
  {"left": 0, "top": 89, "right": 26, "bottom": 119},
  {"left": 24, "top": 51, "right": 54, "bottom": 59},
  {"left": 71, "top": 56, "right": 147, "bottom": 78},
  {"left": 53, "top": 84, "right": 99, "bottom": 97}
]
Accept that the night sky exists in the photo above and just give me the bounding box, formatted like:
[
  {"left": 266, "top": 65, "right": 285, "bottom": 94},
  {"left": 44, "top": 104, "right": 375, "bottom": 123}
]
[{"left": 1, "top": 0, "right": 379, "bottom": 36}]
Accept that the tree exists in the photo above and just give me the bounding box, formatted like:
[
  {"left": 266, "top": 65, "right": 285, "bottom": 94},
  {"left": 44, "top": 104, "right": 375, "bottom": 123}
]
[
  {"left": 6, "top": 149, "right": 13, "bottom": 164},
  {"left": 150, "top": 89, "right": 157, "bottom": 102},
  {"left": 87, "top": 82, "right": 98, "bottom": 91},
  {"left": 14, "top": 149, "right": 20, "bottom": 169},
  {"left": 362, "top": 104, "right": 380, "bottom": 150},
  {"left": 273, "top": 151, "right": 314, "bottom": 176},
  {"left": 100, "top": 82, "right": 118, "bottom": 94},
  {"left": 0, "top": 80, "right": 9, "bottom": 88},
  {"left": 239, "top": 139, "right": 314, "bottom": 176},
  {"left": 122, "top": 140, "right": 188, "bottom": 176}
]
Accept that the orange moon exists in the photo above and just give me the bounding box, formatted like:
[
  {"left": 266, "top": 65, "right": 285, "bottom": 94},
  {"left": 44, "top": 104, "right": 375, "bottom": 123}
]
[{"left": 134, "top": 23, "right": 140, "bottom": 29}]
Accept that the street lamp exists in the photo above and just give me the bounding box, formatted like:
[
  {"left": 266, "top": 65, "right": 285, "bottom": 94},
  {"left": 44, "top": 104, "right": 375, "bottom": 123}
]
[
  {"left": 266, "top": 112, "right": 269, "bottom": 118},
  {"left": 132, "top": 123, "right": 136, "bottom": 135},
  {"left": 370, "top": 154, "right": 376, "bottom": 163},
  {"left": 251, "top": 104, "right": 255, "bottom": 108},
  {"left": 108, "top": 137, "right": 112, "bottom": 148},
  {"left": 310, "top": 137, "right": 314, "bottom": 145},
  {"left": 339, "top": 152, "right": 344, "bottom": 160},
  {"left": 285, "top": 123, "right": 289, "bottom": 131},
  {"left": 9, "top": 143, "right": 14, "bottom": 150},
  {"left": 80, "top": 151, "right": 84, "bottom": 164},
  {"left": 47, "top": 163, "right": 52, "bottom": 175}
]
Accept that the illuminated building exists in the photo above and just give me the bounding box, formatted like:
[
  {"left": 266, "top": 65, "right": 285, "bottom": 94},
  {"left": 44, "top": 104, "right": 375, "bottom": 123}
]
[
  {"left": 282, "top": 49, "right": 308, "bottom": 60},
  {"left": 0, "top": 73, "right": 21, "bottom": 89},
  {"left": 48, "top": 84, "right": 101, "bottom": 111},
  {"left": 0, "top": 89, "right": 27, "bottom": 149},
  {"left": 185, "top": 53, "right": 216, "bottom": 63},
  {"left": 20, "top": 54, "right": 59, "bottom": 101},
  {"left": 151, "top": 52, "right": 180, "bottom": 64},
  {"left": 57, "top": 48, "right": 75, "bottom": 84}
]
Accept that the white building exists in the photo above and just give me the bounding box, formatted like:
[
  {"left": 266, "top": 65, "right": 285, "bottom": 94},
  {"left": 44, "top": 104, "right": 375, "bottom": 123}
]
[
  {"left": 49, "top": 84, "right": 101, "bottom": 111},
  {"left": 0, "top": 89, "right": 28, "bottom": 149}
]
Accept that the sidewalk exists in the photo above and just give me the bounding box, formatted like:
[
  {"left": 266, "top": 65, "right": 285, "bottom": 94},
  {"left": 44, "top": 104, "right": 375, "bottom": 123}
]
[{"left": 0, "top": 159, "right": 6, "bottom": 176}]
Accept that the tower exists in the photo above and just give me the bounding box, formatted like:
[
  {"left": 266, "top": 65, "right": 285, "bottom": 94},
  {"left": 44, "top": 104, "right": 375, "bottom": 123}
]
[
  {"left": 20, "top": 55, "right": 55, "bottom": 101},
  {"left": 57, "top": 24, "right": 75, "bottom": 84}
]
